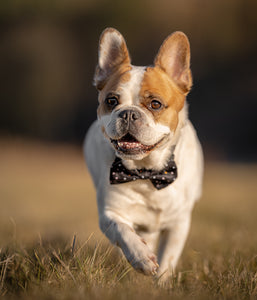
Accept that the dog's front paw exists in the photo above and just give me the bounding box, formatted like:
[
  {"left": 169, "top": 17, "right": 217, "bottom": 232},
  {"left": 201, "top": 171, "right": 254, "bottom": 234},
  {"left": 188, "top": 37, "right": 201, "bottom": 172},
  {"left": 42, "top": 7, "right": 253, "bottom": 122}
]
[{"left": 125, "top": 239, "right": 159, "bottom": 275}]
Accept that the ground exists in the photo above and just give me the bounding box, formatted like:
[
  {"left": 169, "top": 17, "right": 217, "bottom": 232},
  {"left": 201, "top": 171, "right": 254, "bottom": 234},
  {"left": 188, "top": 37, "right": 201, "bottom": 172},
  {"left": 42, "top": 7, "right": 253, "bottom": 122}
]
[{"left": 0, "top": 138, "right": 256, "bottom": 299}]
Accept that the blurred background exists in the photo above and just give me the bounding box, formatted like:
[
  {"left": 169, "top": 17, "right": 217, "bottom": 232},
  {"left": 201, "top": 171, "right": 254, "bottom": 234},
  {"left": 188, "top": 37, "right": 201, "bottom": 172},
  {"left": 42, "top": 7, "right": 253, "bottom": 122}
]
[{"left": 0, "top": 0, "right": 257, "bottom": 161}]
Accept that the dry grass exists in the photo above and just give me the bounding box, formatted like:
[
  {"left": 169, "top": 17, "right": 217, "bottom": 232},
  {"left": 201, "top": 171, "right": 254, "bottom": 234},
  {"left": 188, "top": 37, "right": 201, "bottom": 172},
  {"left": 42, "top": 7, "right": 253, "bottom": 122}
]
[{"left": 0, "top": 138, "right": 257, "bottom": 299}]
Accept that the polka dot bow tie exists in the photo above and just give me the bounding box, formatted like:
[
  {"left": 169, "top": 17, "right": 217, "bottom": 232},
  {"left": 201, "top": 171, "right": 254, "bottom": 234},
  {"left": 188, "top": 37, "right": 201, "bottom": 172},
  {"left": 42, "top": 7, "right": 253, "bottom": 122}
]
[{"left": 110, "top": 155, "right": 177, "bottom": 190}]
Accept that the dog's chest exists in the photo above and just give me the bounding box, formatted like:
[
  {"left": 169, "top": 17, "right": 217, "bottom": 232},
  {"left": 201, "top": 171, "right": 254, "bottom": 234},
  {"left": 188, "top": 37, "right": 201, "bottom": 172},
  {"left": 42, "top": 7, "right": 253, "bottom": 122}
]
[{"left": 107, "top": 179, "right": 184, "bottom": 230}]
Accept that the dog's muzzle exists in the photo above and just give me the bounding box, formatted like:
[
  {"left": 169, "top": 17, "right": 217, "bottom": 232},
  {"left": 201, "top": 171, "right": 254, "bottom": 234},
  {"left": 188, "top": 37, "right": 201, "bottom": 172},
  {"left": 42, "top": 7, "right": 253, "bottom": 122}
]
[{"left": 110, "top": 108, "right": 163, "bottom": 156}]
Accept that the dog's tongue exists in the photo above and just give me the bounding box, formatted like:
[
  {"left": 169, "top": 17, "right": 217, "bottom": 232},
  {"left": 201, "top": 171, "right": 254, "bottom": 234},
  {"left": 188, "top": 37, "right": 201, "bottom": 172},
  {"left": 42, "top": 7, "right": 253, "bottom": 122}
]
[
  {"left": 118, "top": 134, "right": 140, "bottom": 149},
  {"left": 117, "top": 134, "right": 151, "bottom": 151},
  {"left": 118, "top": 140, "right": 143, "bottom": 150}
]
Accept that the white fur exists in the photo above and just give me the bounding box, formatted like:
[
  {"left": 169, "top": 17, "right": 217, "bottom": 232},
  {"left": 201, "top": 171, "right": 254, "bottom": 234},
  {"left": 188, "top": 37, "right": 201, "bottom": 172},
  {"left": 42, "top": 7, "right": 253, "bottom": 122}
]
[{"left": 119, "top": 66, "right": 146, "bottom": 106}]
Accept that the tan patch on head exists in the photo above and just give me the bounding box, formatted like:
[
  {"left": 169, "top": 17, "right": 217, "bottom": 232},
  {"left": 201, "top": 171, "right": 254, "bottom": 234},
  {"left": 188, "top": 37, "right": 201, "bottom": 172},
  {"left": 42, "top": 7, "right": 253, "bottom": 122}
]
[
  {"left": 140, "top": 67, "right": 186, "bottom": 132},
  {"left": 97, "top": 64, "right": 132, "bottom": 117}
]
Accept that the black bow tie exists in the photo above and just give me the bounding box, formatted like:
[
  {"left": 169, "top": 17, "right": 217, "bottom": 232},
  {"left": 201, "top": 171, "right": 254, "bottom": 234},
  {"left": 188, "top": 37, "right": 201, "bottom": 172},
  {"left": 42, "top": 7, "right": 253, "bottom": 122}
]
[{"left": 110, "top": 155, "right": 177, "bottom": 190}]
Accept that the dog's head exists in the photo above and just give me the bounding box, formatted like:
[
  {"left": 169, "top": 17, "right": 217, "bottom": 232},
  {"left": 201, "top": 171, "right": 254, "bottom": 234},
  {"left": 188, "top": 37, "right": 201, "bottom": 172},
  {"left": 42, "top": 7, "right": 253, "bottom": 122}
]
[{"left": 94, "top": 28, "right": 192, "bottom": 160}]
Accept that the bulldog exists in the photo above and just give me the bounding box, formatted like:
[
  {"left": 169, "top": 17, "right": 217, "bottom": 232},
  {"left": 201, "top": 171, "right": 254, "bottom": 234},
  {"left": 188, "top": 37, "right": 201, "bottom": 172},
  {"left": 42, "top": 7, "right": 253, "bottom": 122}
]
[{"left": 84, "top": 28, "right": 203, "bottom": 280}]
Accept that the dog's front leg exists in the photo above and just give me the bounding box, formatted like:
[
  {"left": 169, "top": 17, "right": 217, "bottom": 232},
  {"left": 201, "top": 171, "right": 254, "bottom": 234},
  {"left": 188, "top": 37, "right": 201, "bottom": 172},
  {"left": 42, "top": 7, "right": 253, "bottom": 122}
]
[
  {"left": 99, "top": 213, "right": 159, "bottom": 275},
  {"left": 157, "top": 215, "right": 191, "bottom": 280}
]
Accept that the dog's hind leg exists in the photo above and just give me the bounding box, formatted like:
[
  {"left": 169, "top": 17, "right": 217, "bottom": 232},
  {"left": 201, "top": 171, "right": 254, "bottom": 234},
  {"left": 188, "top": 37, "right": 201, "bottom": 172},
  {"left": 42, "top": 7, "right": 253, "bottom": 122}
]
[{"left": 156, "top": 215, "right": 191, "bottom": 281}]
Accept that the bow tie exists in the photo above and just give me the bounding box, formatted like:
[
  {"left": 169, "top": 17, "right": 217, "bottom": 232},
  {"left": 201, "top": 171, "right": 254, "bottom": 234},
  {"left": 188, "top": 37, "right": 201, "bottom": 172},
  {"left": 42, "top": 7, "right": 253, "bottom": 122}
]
[{"left": 110, "top": 155, "right": 177, "bottom": 190}]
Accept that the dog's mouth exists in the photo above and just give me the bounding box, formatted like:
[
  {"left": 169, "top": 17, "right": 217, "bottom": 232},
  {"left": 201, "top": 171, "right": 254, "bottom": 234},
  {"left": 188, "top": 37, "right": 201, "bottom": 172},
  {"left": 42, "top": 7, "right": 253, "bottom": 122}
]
[{"left": 111, "top": 133, "right": 162, "bottom": 155}]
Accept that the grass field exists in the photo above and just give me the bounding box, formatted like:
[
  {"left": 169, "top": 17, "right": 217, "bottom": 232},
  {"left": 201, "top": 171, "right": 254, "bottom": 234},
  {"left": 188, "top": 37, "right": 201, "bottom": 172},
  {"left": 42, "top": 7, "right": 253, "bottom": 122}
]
[{"left": 0, "top": 138, "right": 257, "bottom": 299}]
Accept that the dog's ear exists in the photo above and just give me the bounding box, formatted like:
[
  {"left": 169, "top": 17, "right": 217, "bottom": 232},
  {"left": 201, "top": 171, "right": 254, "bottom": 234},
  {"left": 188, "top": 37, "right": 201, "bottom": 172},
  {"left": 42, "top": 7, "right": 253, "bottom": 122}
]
[
  {"left": 94, "top": 28, "right": 131, "bottom": 90},
  {"left": 154, "top": 31, "right": 192, "bottom": 94}
]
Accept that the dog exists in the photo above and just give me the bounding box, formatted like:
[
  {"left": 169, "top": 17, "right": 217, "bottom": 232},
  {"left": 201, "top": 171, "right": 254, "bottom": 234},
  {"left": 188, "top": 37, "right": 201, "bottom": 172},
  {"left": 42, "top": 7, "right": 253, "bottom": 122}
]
[{"left": 84, "top": 28, "right": 203, "bottom": 280}]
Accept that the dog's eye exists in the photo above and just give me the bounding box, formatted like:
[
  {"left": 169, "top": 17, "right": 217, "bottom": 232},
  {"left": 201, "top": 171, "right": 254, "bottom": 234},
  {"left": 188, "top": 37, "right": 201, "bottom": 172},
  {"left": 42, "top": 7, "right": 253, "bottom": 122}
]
[
  {"left": 105, "top": 96, "right": 119, "bottom": 108},
  {"left": 150, "top": 100, "right": 162, "bottom": 110}
]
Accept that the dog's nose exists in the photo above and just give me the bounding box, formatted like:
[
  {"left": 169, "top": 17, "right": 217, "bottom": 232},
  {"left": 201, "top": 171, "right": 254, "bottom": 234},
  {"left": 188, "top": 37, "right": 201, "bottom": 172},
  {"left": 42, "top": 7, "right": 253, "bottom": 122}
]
[{"left": 119, "top": 109, "right": 141, "bottom": 121}]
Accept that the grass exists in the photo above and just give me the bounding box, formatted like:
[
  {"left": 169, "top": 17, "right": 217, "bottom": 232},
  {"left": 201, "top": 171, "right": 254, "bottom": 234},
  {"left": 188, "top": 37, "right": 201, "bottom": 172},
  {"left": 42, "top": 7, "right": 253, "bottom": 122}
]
[{"left": 0, "top": 138, "right": 257, "bottom": 299}]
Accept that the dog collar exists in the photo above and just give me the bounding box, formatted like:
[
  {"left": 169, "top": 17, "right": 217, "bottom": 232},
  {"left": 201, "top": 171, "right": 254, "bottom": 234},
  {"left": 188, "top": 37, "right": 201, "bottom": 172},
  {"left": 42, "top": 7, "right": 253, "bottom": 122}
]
[{"left": 110, "top": 154, "right": 177, "bottom": 190}]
